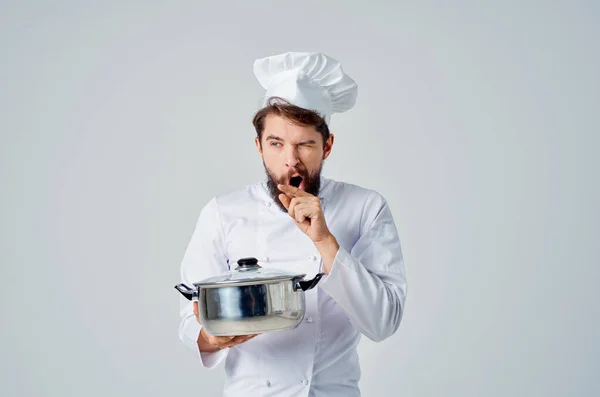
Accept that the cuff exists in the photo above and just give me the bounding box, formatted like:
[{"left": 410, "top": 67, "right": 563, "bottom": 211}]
[
  {"left": 318, "top": 246, "right": 357, "bottom": 293},
  {"left": 179, "top": 316, "right": 228, "bottom": 369}
]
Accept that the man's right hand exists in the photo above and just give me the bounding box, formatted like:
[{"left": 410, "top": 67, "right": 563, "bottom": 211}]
[{"left": 194, "top": 301, "right": 258, "bottom": 352}]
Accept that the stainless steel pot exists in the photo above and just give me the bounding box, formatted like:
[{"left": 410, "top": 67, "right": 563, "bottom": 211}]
[{"left": 175, "top": 257, "right": 324, "bottom": 336}]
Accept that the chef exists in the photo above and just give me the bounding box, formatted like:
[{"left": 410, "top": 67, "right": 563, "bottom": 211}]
[{"left": 178, "top": 51, "right": 408, "bottom": 397}]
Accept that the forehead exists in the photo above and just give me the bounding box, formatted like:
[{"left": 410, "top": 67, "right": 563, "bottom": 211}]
[{"left": 263, "top": 114, "right": 321, "bottom": 141}]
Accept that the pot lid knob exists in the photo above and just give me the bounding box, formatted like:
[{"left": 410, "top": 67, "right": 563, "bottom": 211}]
[{"left": 235, "top": 257, "right": 261, "bottom": 271}]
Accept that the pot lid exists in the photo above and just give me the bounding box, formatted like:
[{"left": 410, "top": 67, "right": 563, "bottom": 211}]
[{"left": 194, "top": 257, "right": 305, "bottom": 287}]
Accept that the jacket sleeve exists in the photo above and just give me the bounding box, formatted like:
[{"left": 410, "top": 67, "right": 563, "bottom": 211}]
[
  {"left": 317, "top": 190, "right": 408, "bottom": 343},
  {"left": 178, "top": 197, "right": 230, "bottom": 368}
]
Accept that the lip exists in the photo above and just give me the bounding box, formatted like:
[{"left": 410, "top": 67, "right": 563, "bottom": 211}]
[{"left": 289, "top": 174, "right": 304, "bottom": 189}]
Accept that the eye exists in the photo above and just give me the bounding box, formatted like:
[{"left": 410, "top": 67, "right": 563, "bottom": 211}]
[{"left": 270, "top": 141, "right": 282, "bottom": 147}]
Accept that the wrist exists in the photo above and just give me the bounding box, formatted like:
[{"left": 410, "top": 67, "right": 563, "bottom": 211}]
[
  {"left": 314, "top": 233, "right": 339, "bottom": 274},
  {"left": 198, "top": 327, "right": 220, "bottom": 353},
  {"left": 314, "top": 233, "right": 334, "bottom": 247}
]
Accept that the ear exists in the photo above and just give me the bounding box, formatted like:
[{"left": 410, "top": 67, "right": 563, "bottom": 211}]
[
  {"left": 255, "top": 136, "right": 263, "bottom": 156},
  {"left": 323, "top": 134, "right": 334, "bottom": 160}
]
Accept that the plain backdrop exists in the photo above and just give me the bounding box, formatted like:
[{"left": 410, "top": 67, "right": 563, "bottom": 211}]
[{"left": 1, "top": 1, "right": 599, "bottom": 396}]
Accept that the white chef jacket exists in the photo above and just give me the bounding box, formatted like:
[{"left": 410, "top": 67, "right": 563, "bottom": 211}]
[{"left": 178, "top": 176, "right": 407, "bottom": 397}]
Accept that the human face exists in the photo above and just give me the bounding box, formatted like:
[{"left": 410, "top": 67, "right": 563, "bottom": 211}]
[{"left": 255, "top": 114, "right": 334, "bottom": 212}]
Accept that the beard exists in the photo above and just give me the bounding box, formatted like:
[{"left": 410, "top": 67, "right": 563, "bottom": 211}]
[{"left": 263, "top": 161, "right": 323, "bottom": 213}]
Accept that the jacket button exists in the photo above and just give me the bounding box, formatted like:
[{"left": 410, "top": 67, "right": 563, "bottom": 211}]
[
  {"left": 307, "top": 317, "right": 313, "bottom": 323},
  {"left": 266, "top": 380, "right": 271, "bottom": 387}
]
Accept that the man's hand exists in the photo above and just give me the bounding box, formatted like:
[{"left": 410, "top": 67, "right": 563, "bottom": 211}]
[
  {"left": 193, "top": 301, "right": 258, "bottom": 351},
  {"left": 277, "top": 184, "right": 332, "bottom": 243},
  {"left": 278, "top": 183, "right": 340, "bottom": 273}
]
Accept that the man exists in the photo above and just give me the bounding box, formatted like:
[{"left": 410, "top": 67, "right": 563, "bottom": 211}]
[{"left": 178, "top": 52, "right": 407, "bottom": 396}]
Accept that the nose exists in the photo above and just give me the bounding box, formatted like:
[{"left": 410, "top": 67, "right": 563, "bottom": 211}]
[{"left": 285, "top": 146, "right": 299, "bottom": 168}]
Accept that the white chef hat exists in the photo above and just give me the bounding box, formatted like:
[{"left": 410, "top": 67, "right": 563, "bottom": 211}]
[{"left": 253, "top": 52, "right": 358, "bottom": 125}]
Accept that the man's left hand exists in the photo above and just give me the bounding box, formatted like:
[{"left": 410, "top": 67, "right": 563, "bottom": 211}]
[
  {"left": 277, "top": 184, "right": 332, "bottom": 243},
  {"left": 277, "top": 184, "right": 340, "bottom": 274},
  {"left": 277, "top": 184, "right": 340, "bottom": 273}
]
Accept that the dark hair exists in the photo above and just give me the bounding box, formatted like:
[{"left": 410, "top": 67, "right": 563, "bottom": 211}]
[{"left": 252, "top": 97, "right": 330, "bottom": 147}]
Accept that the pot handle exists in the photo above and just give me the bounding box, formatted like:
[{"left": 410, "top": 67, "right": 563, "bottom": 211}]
[
  {"left": 295, "top": 273, "right": 325, "bottom": 291},
  {"left": 174, "top": 283, "right": 199, "bottom": 301}
]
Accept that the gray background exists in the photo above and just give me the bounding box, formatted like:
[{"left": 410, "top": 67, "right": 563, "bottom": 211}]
[{"left": 1, "top": 1, "right": 598, "bottom": 396}]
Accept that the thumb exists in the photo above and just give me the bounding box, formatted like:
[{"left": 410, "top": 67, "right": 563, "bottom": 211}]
[{"left": 278, "top": 194, "right": 291, "bottom": 209}]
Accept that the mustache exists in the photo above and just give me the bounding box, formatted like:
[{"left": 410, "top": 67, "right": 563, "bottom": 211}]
[
  {"left": 283, "top": 169, "right": 307, "bottom": 181},
  {"left": 262, "top": 162, "right": 323, "bottom": 211}
]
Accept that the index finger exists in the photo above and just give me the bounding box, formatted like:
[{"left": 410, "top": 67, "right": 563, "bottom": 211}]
[{"left": 277, "top": 184, "right": 309, "bottom": 197}]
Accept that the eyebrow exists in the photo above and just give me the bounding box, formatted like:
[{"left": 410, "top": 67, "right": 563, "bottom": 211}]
[{"left": 265, "top": 135, "right": 317, "bottom": 145}]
